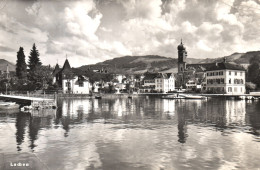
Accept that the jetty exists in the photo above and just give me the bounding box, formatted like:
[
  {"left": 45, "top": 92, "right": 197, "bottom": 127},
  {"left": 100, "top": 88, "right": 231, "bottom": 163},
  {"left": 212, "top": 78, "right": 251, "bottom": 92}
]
[{"left": 0, "top": 94, "right": 57, "bottom": 108}]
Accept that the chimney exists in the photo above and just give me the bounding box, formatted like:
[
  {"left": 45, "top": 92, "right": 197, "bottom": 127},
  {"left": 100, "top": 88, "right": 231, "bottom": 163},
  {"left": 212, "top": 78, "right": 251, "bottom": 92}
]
[
  {"left": 223, "top": 57, "right": 227, "bottom": 63},
  {"left": 215, "top": 62, "right": 218, "bottom": 67}
]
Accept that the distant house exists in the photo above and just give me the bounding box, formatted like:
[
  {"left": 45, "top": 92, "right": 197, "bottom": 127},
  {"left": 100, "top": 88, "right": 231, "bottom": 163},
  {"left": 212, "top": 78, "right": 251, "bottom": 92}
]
[
  {"left": 113, "top": 74, "right": 125, "bottom": 83},
  {"left": 140, "top": 72, "right": 175, "bottom": 93},
  {"left": 52, "top": 59, "right": 90, "bottom": 94},
  {"left": 155, "top": 73, "right": 175, "bottom": 93},
  {"left": 141, "top": 72, "right": 158, "bottom": 93}
]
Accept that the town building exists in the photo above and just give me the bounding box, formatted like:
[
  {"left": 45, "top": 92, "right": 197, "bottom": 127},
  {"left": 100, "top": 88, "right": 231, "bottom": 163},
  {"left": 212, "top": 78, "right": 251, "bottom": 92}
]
[
  {"left": 205, "top": 60, "right": 246, "bottom": 94},
  {"left": 176, "top": 40, "right": 246, "bottom": 94},
  {"left": 140, "top": 72, "right": 157, "bottom": 93},
  {"left": 140, "top": 72, "right": 175, "bottom": 93},
  {"left": 155, "top": 73, "right": 175, "bottom": 93},
  {"left": 52, "top": 59, "right": 90, "bottom": 94}
]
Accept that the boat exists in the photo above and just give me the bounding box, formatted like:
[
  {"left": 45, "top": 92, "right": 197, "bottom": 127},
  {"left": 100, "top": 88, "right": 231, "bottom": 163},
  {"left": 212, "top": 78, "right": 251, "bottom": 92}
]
[
  {"left": 95, "top": 95, "right": 102, "bottom": 99},
  {"left": 161, "top": 94, "right": 185, "bottom": 99},
  {"left": 179, "top": 94, "right": 206, "bottom": 99},
  {"left": 20, "top": 105, "right": 33, "bottom": 111},
  {"left": 0, "top": 102, "right": 20, "bottom": 110}
]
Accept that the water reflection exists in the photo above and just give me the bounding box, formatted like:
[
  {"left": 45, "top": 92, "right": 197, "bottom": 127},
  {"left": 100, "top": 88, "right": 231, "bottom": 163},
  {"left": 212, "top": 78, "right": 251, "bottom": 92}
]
[
  {"left": 10, "top": 98, "right": 260, "bottom": 151},
  {"left": 16, "top": 112, "right": 29, "bottom": 151},
  {"left": 1, "top": 97, "right": 260, "bottom": 169}
]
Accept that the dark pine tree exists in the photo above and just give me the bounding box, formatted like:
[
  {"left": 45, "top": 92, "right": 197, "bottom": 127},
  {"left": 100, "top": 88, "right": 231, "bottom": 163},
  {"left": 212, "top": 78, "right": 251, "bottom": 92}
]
[
  {"left": 16, "top": 47, "right": 27, "bottom": 79},
  {"left": 28, "top": 43, "right": 42, "bottom": 71}
]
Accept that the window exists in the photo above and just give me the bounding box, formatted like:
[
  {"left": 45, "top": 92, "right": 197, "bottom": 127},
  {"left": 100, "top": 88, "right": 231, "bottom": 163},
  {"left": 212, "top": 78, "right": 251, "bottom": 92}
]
[
  {"left": 228, "top": 87, "right": 232, "bottom": 92},
  {"left": 66, "top": 82, "right": 71, "bottom": 87},
  {"left": 235, "top": 71, "right": 237, "bottom": 76},
  {"left": 79, "top": 82, "right": 84, "bottom": 87},
  {"left": 229, "top": 79, "right": 231, "bottom": 84},
  {"left": 229, "top": 71, "right": 231, "bottom": 75},
  {"left": 216, "top": 72, "right": 219, "bottom": 76},
  {"left": 240, "top": 72, "right": 242, "bottom": 76},
  {"left": 234, "top": 87, "right": 237, "bottom": 92}
]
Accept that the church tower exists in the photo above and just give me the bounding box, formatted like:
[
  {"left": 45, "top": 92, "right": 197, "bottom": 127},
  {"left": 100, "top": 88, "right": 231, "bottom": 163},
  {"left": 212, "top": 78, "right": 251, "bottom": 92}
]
[{"left": 177, "top": 40, "right": 187, "bottom": 73}]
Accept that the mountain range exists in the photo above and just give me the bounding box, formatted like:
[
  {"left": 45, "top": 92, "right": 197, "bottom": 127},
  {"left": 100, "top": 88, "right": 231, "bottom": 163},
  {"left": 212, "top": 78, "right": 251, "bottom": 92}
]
[{"left": 79, "top": 51, "right": 260, "bottom": 74}]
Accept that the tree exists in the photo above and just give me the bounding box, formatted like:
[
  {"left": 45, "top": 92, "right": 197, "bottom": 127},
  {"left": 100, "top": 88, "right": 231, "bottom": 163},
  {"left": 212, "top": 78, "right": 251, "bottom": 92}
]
[
  {"left": 16, "top": 47, "right": 27, "bottom": 79},
  {"left": 247, "top": 55, "right": 260, "bottom": 88},
  {"left": 34, "top": 66, "right": 53, "bottom": 89},
  {"left": 27, "top": 65, "right": 53, "bottom": 90},
  {"left": 246, "top": 82, "right": 257, "bottom": 92},
  {"left": 28, "top": 43, "right": 42, "bottom": 72}
]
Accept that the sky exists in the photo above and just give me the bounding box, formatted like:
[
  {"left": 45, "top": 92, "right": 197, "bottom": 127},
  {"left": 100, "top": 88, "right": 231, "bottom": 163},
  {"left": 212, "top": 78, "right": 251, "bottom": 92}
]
[{"left": 0, "top": 0, "right": 260, "bottom": 67}]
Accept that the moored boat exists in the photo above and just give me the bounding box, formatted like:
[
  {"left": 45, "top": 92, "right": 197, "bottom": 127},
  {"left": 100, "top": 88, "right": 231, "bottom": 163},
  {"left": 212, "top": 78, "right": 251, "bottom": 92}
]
[
  {"left": 95, "top": 95, "right": 102, "bottom": 99},
  {"left": 161, "top": 94, "right": 185, "bottom": 99},
  {"left": 0, "top": 102, "right": 20, "bottom": 110},
  {"left": 179, "top": 94, "right": 206, "bottom": 99}
]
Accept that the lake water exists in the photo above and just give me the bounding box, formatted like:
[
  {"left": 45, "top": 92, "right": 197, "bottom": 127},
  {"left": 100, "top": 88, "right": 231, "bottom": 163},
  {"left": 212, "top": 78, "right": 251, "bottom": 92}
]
[{"left": 0, "top": 97, "right": 260, "bottom": 170}]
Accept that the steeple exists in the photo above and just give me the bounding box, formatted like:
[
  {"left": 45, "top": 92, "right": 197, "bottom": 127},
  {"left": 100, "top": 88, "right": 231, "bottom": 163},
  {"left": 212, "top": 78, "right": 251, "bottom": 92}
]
[
  {"left": 53, "top": 63, "right": 60, "bottom": 76},
  {"left": 62, "top": 59, "right": 71, "bottom": 70},
  {"left": 177, "top": 39, "right": 187, "bottom": 73}
]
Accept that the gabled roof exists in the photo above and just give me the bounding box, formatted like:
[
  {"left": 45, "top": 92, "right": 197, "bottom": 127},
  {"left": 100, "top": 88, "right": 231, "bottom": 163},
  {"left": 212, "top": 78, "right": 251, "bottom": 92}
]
[
  {"left": 165, "top": 73, "right": 173, "bottom": 78},
  {"left": 155, "top": 73, "right": 173, "bottom": 79},
  {"left": 206, "top": 62, "right": 245, "bottom": 71}
]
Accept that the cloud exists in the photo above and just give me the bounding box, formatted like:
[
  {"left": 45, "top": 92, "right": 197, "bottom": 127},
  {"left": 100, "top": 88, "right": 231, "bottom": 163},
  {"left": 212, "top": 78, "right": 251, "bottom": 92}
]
[
  {"left": 0, "top": 45, "right": 15, "bottom": 52},
  {"left": 197, "top": 40, "right": 212, "bottom": 52},
  {"left": 1, "top": 0, "right": 260, "bottom": 67}
]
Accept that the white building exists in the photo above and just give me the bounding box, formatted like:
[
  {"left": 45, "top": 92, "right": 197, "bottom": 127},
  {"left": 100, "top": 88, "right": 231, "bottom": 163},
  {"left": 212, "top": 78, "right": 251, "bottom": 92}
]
[
  {"left": 53, "top": 59, "right": 90, "bottom": 94},
  {"left": 205, "top": 61, "right": 246, "bottom": 94},
  {"left": 155, "top": 73, "right": 175, "bottom": 93},
  {"left": 62, "top": 75, "right": 90, "bottom": 94}
]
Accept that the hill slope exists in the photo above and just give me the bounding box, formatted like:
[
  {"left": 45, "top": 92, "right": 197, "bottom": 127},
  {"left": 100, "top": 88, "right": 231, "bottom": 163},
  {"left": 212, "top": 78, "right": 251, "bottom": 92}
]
[
  {"left": 0, "top": 59, "right": 16, "bottom": 72},
  {"left": 79, "top": 55, "right": 206, "bottom": 74},
  {"left": 199, "top": 51, "right": 260, "bottom": 64},
  {"left": 79, "top": 55, "right": 178, "bottom": 74}
]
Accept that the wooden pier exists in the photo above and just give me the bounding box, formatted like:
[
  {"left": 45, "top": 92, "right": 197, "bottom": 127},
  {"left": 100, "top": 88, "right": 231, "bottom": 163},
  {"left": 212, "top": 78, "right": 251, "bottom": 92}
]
[{"left": 0, "top": 94, "right": 57, "bottom": 108}]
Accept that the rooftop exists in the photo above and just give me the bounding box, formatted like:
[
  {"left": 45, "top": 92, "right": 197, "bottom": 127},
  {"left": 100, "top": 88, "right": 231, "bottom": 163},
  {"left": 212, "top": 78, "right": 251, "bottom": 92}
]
[{"left": 206, "top": 62, "right": 245, "bottom": 71}]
